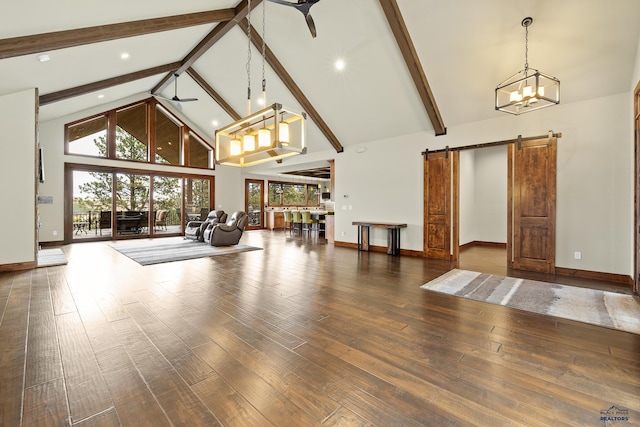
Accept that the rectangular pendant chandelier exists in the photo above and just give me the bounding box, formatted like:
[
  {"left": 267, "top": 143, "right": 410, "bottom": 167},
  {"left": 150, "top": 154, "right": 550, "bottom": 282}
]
[
  {"left": 215, "top": 103, "right": 306, "bottom": 167},
  {"left": 495, "top": 68, "right": 560, "bottom": 115}
]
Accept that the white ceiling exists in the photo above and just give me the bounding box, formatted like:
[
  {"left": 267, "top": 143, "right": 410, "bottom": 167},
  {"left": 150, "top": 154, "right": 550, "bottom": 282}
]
[{"left": 1, "top": 0, "right": 639, "bottom": 166}]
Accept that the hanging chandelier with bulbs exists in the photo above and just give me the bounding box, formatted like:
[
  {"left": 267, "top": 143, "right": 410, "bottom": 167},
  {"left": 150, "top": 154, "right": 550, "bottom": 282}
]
[
  {"left": 215, "top": 0, "right": 306, "bottom": 167},
  {"left": 495, "top": 17, "right": 560, "bottom": 115}
]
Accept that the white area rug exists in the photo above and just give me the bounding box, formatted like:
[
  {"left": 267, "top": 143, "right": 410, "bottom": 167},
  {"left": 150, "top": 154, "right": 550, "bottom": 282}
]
[
  {"left": 37, "top": 248, "right": 68, "bottom": 267},
  {"left": 110, "top": 239, "right": 262, "bottom": 266},
  {"left": 422, "top": 269, "right": 640, "bottom": 335}
]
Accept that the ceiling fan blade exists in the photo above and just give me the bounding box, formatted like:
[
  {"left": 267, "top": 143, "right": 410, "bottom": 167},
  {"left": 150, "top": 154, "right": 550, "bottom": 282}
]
[
  {"left": 177, "top": 97, "right": 198, "bottom": 102},
  {"left": 305, "top": 13, "right": 317, "bottom": 38}
]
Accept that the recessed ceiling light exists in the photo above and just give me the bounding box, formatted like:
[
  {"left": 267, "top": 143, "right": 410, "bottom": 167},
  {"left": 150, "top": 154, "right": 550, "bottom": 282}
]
[
  {"left": 97, "top": 94, "right": 105, "bottom": 99},
  {"left": 120, "top": 52, "right": 130, "bottom": 60},
  {"left": 212, "top": 120, "right": 219, "bottom": 127},
  {"left": 37, "top": 54, "right": 50, "bottom": 62},
  {"left": 335, "top": 59, "right": 346, "bottom": 71}
]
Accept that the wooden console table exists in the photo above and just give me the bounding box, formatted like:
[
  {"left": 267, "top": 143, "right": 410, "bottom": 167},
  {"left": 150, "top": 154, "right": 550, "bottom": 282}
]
[{"left": 352, "top": 221, "right": 407, "bottom": 256}]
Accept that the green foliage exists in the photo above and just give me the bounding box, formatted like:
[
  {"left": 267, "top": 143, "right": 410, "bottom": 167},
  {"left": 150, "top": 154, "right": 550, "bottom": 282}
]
[
  {"left": 267, "top": 182, "right": 319, "bottom": 206},
  {"left": 77, "top": 128, "right": 181, "bottom": 212}
]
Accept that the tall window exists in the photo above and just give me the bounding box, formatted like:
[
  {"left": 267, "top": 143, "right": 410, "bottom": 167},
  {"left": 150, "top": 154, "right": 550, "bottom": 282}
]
[
  {"left": 116, "top": 103, "right": 148, "bottom": 161},
  {"left": 67, "top": 115, "right": 107, "bottom": 157},
  {"left": 65, "top": 98, "right": 214, "bottom": 170},
  {"left": 155, "top": 106, "right": 181, "bottom": 165},
  {"left": 188, "top": 132, "right": 211, "bottom": 169},
  {"left": 67, "top": 164, "right": 214, "bottom": 241}
]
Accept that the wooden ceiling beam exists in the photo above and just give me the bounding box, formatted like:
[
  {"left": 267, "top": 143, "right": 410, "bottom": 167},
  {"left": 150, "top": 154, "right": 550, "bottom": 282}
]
[
  {"left": 39, "top": 62, "right": 182, "bottom": 105},
  {"left": 238, "top": 19, "right": 344, "bottom": 153},
  {"left": 378, "top": 0, "right": 446, "bottom": 136},
  {"left": 186, "top": 67, "right": 241, "bottom": 121},
  {"left": 152, "top": 0, "right": 263, "bottom": 95},
  {"left": 0, "top": 9, "right": 235, "bottom": 60}
]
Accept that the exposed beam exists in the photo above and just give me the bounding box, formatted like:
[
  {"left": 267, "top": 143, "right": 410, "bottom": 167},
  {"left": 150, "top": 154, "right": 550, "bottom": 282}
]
[
  {"left": 39, "top": 62, "right": 182, "bottom": 105},
  {"left": 0, "top": 9, "right": 235, "bottom": 60},
  {"left": 378, "top": 0, "right": 446, "bottom": 136},
  {"left": 152, "top": 0, "right": 263, "bottom": 94},
  {"left": 186, "top": 67, "right": 242, "bottom": 121},
  {"left": 238, "top": 19, "right": 344, "bottom": 153}
]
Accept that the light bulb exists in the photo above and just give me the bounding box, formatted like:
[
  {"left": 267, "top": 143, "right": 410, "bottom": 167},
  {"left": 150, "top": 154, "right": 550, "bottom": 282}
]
[
  {"left": 258, "top": 128, "right": 271, "bottom": 147},
  {"left": 230, "top": 138, "right": 242, "bottom": 156},
  {"left": 523, "top": 86, "right": 534, "bottom": 98},
  {"left": 279, "top": 122, "right": 290, "bottom": 144},
  {"left": 243, "top": 134, "right": 256, "bottom": 152}
]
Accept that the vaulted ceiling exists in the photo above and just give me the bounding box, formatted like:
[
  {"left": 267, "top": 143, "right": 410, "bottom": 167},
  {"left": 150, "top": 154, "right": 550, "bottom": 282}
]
[{"left": 1, "top": 0, "right": 639, "bottom": 172}]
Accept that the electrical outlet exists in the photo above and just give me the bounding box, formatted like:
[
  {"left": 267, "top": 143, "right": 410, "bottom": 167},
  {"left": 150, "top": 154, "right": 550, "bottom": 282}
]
[
  {"left": 52, "top": 230, "right": 58, "bottom": 236},
  {"left": 574, "top": 251, "right": 581, "bottom": 260}
]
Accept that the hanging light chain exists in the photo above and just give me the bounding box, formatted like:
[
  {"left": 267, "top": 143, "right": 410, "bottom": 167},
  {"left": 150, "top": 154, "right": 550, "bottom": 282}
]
[
  {"left": 246, "top": 0, "right": 252, "bottom": 114},
  {"left": 524, "top": 22, "right": 529, "bottom": 73},
  {"left": 261, "top": 0, "right": 267, "bottom": 104}
]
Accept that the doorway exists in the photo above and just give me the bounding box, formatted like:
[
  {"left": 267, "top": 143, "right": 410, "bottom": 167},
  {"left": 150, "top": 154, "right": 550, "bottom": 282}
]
[
  {"left": 424, "top": 133, "right": 558, "bottom": 274},
  {"left": 245, "top": 179, "right": 264, "bottom": 230}
]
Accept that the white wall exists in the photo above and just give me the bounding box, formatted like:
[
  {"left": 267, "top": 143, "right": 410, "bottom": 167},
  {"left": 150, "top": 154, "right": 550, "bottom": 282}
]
[
  {"left": 473, "top": 146, "right": 507, "bottom": 243},
  {"left": 459, "top": 150, "right": 475, "bottom": 245},
  {"left": 0, "top": 89, "right": 36, "bottom": 265},
  {"left": 459, "top": 146, "right": 507, "bottom": 245},
  {"left": 37, "top": 94, "right": 244, "bottom": 242},
  {"left": 335, "top": 93, "right": 632, "bottom": 276}
]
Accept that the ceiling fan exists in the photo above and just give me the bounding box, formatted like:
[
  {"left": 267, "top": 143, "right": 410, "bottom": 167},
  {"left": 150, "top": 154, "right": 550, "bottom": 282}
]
[
  {"left": 266, "top": 0, "right": 322, "bottom": 38},
  {"left": 156, "top": 74, "right": 198, "bottom": 103}
]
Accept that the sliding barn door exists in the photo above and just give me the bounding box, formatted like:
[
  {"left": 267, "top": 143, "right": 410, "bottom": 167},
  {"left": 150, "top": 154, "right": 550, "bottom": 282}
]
[
  {"left": 424, "top": 151, "right": 451, "bottom": 259},
  {"left": 634, "top": 82, "right": 640, "bottom": 294},
  {"left": 508, "top": 136, "right": 557, "bottom": 273}
]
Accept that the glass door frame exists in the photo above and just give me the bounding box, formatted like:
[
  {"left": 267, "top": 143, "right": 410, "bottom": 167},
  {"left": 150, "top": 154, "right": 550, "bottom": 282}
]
[
  {"left": 245, "top": 179, "right": 264, "bottom": 230},
  {"left": 65, "top": 163, "right": 214, "bottom": 243}
]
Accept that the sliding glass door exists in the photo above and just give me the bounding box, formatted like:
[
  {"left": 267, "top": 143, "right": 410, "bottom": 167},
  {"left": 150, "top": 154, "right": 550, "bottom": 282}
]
[
  {"left": 71, "top": 170, "right": 113, "bottom": 239},
  {"left": 245, "top": 179, "right": 264, "bottom": 230},
  {"left": 66, "top": 164, "right": 213, "bottom": 242},
  {"left": 115, "top": 172, "right": 150, "bottom": 237}
]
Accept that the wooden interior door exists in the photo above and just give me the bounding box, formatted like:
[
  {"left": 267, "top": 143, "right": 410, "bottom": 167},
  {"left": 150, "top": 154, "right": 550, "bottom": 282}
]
[
  {"left": 424, "top": 151, "right": 451, "bottom": 259},
  {"left": 508, "top": 136, "right": 557, "bottom": 273}
]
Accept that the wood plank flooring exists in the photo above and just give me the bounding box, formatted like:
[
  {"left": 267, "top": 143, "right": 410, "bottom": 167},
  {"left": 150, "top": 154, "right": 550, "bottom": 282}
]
[{"left": 1, "top": 231, "right": 639, "bottom": 426}]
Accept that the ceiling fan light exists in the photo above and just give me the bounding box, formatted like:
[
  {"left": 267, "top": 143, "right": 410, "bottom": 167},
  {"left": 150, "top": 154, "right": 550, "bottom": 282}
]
[{"left": 258, "top": 128, "right": 271, "bottom": 147}]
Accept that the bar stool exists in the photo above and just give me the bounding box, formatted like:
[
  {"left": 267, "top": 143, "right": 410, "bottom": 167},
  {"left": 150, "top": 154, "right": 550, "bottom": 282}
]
[
  {"left": 300, "top": 211, "right": 317, "bottom": 235},
  {"left": 283, "top": 210, "right": 293, "bottom": 233},
  {"left": 291, "top": 211, "right": 302, "bottom": 234}
]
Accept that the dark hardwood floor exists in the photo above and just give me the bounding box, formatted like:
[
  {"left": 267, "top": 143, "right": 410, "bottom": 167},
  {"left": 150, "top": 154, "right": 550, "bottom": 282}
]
[{"left": 1, "top": 231, "right": 639, "bottom": 426}]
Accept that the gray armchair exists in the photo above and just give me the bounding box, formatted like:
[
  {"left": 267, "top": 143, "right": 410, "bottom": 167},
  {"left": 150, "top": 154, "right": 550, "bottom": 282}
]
[
  {"left": 203, "top": 211, "right": 248, "bottom": 246},
  {"left": 185, "top": 210, "right": 227, "bottom": 242}
]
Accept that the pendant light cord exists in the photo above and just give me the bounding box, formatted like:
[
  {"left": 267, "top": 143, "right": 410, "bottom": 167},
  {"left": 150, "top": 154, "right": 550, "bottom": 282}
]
[
  {"left": 246, "top": 0, "right": 252, "bottom": 115},
  {"left": 524, "top": 23, "right": 529, "bottom": 73},
  {"left": 261, "top": 0, "right": 267, "bottom": 105}
]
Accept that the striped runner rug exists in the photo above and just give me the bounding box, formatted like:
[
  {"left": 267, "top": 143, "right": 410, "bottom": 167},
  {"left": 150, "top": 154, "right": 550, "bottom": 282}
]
[
  {"left": 110, "top": 239, "right": 262, "bottom": 266},
  {"left": 421, "top": 269, "right": 640, "bottom": 335}
]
